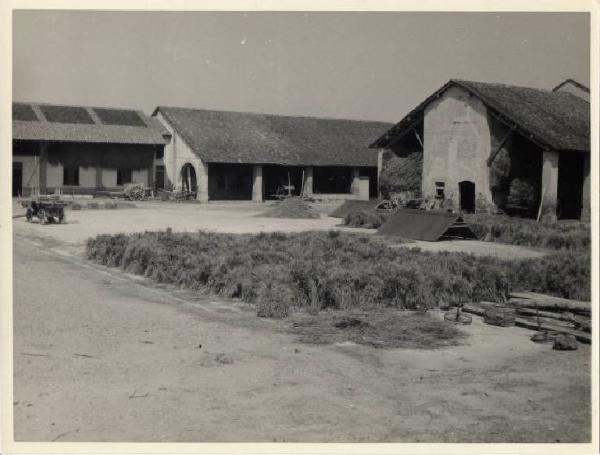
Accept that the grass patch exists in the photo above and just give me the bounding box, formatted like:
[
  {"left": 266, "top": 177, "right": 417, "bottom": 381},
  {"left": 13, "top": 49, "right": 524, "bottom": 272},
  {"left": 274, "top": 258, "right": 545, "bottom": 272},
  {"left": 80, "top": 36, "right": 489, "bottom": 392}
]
[
  {"left": 464, "top": 213, "right": 590, "bottom": 251},
  {"left": 289, "top": 310, "right": 467, "bottom": 349},
  {"left": 258, "top": 197, "right": 320, "bottom": 219},
  {"left": 86, "top": 230, "right": 590, "bottom": 319},
  {"left": 336, "top": 204, "right": 590, "bottom": 252}
]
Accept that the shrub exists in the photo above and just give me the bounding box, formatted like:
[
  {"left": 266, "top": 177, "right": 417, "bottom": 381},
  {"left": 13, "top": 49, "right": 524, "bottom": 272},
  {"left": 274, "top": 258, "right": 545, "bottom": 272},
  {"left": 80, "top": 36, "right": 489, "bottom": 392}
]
[
  {"left": 379, "top": 152, "right": 422, "bottom": 199},
  {"left": 71, "top": 202, "right": 82, "bottom": 210},
  {"left": 85, "top": 202, "right": 99, "bottom": 210},
  {"left": 507, "top": 178, "right": 537, "bottom": 212}
]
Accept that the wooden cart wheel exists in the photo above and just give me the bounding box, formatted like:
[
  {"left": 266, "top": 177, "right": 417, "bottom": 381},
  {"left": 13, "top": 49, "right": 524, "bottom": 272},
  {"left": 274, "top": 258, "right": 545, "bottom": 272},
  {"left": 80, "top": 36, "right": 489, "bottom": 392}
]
[
  {"left": 25, "top": 208, "right": 33, "bottom": 222},
  {"left": 38, "top": 208, "right": 47, "bottom": 225}
]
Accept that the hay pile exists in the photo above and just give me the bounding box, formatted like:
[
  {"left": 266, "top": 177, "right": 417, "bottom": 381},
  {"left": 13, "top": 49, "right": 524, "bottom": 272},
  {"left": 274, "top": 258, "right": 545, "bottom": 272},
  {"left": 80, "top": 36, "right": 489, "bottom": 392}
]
[{"left": 259, "top": 198, "right": 320, "bottom": 219}]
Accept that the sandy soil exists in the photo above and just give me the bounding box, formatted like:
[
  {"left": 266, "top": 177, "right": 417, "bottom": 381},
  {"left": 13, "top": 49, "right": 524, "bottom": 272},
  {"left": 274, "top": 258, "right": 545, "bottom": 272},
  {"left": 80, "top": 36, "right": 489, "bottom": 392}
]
[
  {"left": 12, "top": 200, "right": 547, "bottom": 259},
  {"left": 12, "top": 233, "right": 591, "bottom": 443}
]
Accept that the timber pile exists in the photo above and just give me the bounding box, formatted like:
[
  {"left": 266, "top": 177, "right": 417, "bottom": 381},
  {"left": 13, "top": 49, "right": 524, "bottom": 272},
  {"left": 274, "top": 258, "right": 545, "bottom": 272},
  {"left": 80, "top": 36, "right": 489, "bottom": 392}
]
[{"left": 463, "top": 291, "right": 592, "bottom": 345}]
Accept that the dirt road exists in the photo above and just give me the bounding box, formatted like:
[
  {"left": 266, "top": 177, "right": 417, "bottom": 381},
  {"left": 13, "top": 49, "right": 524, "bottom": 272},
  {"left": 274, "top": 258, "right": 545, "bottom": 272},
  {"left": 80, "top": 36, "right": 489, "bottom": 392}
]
[{"left": 12, "top": 234, "right": 590, "bottom": 442}]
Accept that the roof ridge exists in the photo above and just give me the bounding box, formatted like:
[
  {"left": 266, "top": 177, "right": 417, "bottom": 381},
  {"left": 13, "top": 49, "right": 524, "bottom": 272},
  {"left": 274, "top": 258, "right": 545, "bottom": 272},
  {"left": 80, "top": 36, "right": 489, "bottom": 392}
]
[{"left": 155, "top": 105, "right": 392, "bottom": 125}]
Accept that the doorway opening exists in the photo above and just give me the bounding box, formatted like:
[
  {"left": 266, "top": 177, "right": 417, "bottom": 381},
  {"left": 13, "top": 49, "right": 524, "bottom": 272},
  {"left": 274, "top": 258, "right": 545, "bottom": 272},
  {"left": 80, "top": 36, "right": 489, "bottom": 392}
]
[
  {"left": 557, "top": 152, "right": 585, "bottom": 219},
  {"left": 181, "top": 163, "right": 197, "bottom": 193},
  {"left": 459, "top": 181, "right": 476, "bottom": 213}
]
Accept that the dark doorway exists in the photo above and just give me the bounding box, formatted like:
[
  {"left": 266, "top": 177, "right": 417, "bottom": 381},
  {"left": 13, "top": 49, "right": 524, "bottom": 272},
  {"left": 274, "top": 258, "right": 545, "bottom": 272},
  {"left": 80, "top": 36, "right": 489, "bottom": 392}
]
[
  {"left": 263, "top": 165, "right": 304, "bottom": 200},
  {"left": 558, "top": 152, "right": 585, "bottom": 219},
  {"left": 155, "top": 165, "right": 165, "bottom": 190},
  {"left": 13, "top": 162, "right": 23, "bottom": 197},
  {"left": 181, "top": 163, "right": 197, "bottom": 193},
  {"left": 208, "top": 163, "right": 253, "bottom": 200},
  {"left": 313, "top": 166, "right": 352, "bottom": 194},
  {"left": 459, "top": 181, "right": 476, "bottom": 213}
]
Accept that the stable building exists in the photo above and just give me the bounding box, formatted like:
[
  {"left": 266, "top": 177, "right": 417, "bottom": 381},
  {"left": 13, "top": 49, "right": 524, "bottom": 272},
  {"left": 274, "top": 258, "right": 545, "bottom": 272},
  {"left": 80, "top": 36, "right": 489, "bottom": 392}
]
[
  {"left": 12, "top": 102, "right": 169, "bottom": 197},
  {"left": 152, "top": 107, "right": 391, "bottom": 202},
  {"left": 370, "top": 79, "right": 590, "bottom": 220}
]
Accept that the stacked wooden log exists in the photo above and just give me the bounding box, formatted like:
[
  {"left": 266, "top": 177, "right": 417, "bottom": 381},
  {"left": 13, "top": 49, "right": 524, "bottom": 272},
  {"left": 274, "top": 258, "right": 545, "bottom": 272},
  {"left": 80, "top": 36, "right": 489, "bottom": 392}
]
[{"left": 463, "top": 292, "right": 591, "bottom": 345}]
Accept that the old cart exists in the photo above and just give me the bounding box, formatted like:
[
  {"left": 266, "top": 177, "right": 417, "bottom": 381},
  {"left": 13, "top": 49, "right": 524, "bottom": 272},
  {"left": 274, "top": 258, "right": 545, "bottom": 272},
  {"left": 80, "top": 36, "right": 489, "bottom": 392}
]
[{"left": 25, "top": 199, "right": 67, "bottom": 225}]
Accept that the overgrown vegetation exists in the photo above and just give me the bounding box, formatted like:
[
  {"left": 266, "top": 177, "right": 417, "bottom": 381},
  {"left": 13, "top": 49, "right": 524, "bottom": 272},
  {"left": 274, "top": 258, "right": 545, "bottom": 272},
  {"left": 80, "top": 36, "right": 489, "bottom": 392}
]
[
  {"left": 378, "top": 152, "right": 422, "bottom": 199},
  {"left": 465, "top": 213, "right": 590, "bottom": 251},
  {"left": 258, "top": 197, "right": 320, "bottom": 219},
  {"left": 86, "top": 230, "right": 590, "bottom": 319}
]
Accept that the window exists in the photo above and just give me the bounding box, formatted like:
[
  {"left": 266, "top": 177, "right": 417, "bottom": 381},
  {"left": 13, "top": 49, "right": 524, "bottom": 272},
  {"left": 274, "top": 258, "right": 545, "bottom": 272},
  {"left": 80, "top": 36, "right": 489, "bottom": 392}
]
[
  {"left": 435, "top": 181, "right": 445, "bottom": 199},
  {"left": 117, "top": 168, "right": 132, "bottom": 185},
  {"left": 63, "top": 166, "right": 80, "bottom": 186},
  {"left": 156, "top": 149, "right": 164, "bottom": 160}
]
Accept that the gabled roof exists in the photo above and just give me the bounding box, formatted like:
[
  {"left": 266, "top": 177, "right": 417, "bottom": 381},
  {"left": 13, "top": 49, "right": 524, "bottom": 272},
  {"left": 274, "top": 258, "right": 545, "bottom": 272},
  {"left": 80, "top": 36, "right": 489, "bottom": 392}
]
[
  {"left": 13, "top": 102, "right": 169, "bottom": 145},
  {"left": 371, "top": 79, "right": 590, "bottom": 152},
  {"left": 552, "top": 78, "right": 590, "bottom": 94},
  {"left": 154, "top": 106, "right": 391, "bottom": 167}
]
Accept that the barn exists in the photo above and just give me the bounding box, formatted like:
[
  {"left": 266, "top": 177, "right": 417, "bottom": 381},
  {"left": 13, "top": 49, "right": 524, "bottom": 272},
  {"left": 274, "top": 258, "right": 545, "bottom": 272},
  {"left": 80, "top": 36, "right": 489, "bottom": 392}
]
[
  {"left": 370, "top": 79, "right": 590, "bottom": 221},
  {"left": 12, "top": 102, "right": 169, "bottom": 197},
  {"left": 152, "top": 107, "right": 391, "bottom": 202}
]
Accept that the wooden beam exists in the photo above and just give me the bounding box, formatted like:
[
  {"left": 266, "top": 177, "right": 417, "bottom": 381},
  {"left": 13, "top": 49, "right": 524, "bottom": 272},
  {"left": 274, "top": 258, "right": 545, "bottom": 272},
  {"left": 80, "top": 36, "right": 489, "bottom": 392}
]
[
  {"left": 413, "top": 128, "right": 424, "bottom": 149},
  {"left": 486, "top": 126, "right": 515, "bottom": 166},
  {"left": 462, "top": 304, "right": 591, "bottom": 344},
  {"left": 384, "top": 116, "right": 423, "bottom": 149}
]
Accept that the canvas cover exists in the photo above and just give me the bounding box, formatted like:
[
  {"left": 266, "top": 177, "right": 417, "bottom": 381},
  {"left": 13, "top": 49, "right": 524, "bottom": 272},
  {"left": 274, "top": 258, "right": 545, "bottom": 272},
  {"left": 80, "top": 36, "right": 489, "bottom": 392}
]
[{"left": 376, "top": 209, "right": 477, "bottom": 241}]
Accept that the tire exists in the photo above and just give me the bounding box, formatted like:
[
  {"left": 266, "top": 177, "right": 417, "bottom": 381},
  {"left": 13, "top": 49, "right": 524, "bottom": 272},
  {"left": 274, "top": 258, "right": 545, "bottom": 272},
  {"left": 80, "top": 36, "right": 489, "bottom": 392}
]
[
  {"left": 25, "top": 208, "right": 33, "bottom": 222},
  {"left": 58, "top": 208, "right": 66, "bottom": 224}
]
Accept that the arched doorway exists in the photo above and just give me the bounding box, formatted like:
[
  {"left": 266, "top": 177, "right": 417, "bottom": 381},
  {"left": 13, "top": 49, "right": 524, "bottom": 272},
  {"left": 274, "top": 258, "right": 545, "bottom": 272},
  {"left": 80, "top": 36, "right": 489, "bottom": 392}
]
[
  {"left": 459, "top": 181, "right": 476, "bottom": 213},
  {"left": 180, "top": 163, "right": 197, "bottom": 193}
]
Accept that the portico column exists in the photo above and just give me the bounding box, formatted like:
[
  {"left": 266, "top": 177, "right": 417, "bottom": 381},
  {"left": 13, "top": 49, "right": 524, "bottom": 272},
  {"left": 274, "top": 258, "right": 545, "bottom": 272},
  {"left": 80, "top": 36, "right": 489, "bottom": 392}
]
[
  {"left": 541, "top": 150, "right": 559, "bottom": 221},
  {"left": 197, "top": 162, "right": 209, "bottom": 203},
  {"left": 39, "top": 142, "right": 48, "bottom": 195},
  {"left": 351, "top": 167, "right": 360, "bottom": 198},
  {"left": 252, "top": 164, "right": 263, "bottom": 202},
  {"left": 303, "top": 166, "right": 314, "bottom": 196}
]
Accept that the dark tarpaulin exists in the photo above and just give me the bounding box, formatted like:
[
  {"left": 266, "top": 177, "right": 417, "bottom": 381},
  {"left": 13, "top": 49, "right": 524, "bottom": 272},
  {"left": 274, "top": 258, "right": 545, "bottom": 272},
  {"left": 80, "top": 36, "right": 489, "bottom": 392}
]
[{"left": 376, "top": 209, "right": 477, "bottom": 241}]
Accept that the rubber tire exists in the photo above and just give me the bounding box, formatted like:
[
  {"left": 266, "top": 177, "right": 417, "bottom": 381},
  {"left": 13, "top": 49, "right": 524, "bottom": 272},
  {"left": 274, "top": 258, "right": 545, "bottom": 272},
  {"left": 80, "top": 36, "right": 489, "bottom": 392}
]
[
  {"left": 25, "top": 208, "right": 33, "bottom": 222},
  {"left": 38, "top": 209, "right": 47, "bottom": 225}
]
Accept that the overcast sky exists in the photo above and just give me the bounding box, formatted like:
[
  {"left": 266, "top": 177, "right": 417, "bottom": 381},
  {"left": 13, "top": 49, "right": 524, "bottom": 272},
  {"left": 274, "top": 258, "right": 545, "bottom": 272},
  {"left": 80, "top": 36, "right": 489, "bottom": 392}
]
[{"left": 13, "top": 10, "right": 590, "bottom": 122}]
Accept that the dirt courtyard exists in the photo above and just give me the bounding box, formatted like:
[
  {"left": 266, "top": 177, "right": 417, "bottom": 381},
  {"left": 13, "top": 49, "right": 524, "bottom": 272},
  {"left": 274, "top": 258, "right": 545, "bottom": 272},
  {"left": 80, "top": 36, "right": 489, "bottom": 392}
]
[
  {"left": 10, "top": 200, "right": 591, "bottom": 443},
  {"left": 12, "top": 235, "right": 591, "bottom": 443},
  {"left": 12, "top": 199, "right": 548, "bottom": 259}
]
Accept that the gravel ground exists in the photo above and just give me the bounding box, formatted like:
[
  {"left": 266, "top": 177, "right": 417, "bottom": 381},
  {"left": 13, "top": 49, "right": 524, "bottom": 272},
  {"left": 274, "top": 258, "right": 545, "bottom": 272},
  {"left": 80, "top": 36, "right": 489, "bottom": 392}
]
[{"left": 12, "top": 234, "right": 592, "bottom": 442}]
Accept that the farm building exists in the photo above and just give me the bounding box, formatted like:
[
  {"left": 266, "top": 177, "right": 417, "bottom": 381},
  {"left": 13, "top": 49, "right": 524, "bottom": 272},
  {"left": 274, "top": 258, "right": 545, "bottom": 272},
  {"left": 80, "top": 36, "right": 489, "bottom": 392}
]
[
  {"left": 12, "top": 102, "right": 169, "bottom": 197},
  {"left": 152, "top": 107, "right": 391, "bottom": 202},
  {"left": 371, "top": 79, "right": 590, "bottom": 220}
]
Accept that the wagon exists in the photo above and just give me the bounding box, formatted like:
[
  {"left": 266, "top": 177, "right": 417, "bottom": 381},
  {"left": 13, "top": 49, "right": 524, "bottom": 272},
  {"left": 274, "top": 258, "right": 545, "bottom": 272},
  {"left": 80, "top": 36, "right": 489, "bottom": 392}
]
[{"left": 25, "top": 200, "right": 67, "bottom": 225}]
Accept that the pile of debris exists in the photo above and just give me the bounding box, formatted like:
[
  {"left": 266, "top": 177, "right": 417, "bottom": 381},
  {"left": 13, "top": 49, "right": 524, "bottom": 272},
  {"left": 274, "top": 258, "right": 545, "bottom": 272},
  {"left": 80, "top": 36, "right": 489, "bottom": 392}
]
[{"left": 462, "top": 292, "right": 591, "bottom": 350}]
